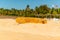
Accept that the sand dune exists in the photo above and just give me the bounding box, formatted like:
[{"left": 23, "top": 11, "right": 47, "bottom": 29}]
[{"left": 0, "top": 18, "right": 60, "bottom": 40}]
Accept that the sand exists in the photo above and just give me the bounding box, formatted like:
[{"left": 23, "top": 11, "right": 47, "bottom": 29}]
[{"left": 0, "top": 18, "right": 60, "bottom": 40}]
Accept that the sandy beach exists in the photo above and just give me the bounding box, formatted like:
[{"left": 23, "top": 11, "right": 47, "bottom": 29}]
[{"left": 0, "top": 18, "right": 60, "bottom": 40}]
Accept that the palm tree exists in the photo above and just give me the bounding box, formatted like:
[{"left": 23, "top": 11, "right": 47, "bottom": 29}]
[{"left": 25, "top": 5, "right": 31, "bottom": 17}]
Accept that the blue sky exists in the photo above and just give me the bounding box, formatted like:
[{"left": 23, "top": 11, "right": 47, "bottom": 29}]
[{"left": 0, "top": 0, "right": 60, "bottom": 9}]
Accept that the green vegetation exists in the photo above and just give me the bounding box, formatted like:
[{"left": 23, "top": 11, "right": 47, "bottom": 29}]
[{"left": 0, "top": 5, "right": 60, "bottom": 18}]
